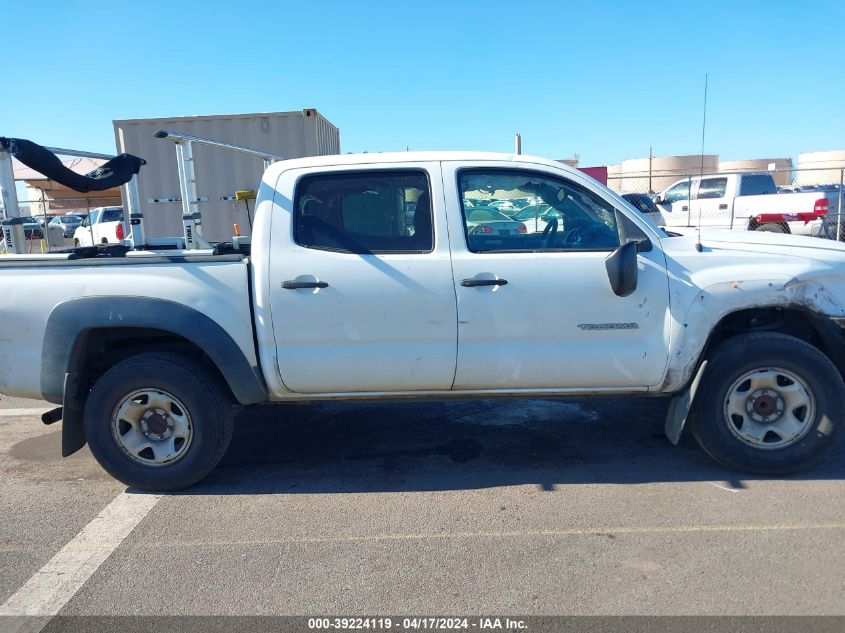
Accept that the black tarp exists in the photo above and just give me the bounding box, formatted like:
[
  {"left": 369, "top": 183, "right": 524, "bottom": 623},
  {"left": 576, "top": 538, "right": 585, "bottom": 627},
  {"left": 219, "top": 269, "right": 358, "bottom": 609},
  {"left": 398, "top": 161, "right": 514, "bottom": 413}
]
[{"left": 0, "top": 137, "right": 145, "bottom": 193}]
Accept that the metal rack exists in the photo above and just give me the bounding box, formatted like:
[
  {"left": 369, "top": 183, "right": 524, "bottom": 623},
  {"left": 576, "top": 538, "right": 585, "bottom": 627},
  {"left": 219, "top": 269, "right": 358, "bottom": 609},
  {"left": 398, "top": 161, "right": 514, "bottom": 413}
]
[
  {"left": 2, "top": 130, "right": 284, "bottom": 255},
  {"left": 154, "top": 130, "right": 284, "bottom": 250},
  {"left": 0, "top": 143, "right": 145, "bottom": 254}
]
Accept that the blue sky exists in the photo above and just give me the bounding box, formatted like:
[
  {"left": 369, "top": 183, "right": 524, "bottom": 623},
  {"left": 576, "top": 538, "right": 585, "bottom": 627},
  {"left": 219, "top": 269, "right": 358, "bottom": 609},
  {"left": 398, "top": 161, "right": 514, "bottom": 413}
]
[{"left": 3, "top": 0, "right": 843, "bottom": 167}]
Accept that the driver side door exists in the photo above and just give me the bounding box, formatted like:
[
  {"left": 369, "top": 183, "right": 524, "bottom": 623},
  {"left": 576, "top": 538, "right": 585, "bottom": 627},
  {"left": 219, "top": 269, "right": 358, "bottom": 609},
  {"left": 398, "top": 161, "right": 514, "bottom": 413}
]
[{"left": 443, "top": 162, "right": 671, "bottom": 391}]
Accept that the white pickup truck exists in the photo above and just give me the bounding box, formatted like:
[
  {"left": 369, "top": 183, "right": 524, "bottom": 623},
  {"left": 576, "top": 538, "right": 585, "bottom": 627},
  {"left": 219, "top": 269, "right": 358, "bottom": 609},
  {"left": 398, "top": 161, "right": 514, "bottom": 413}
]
[
  {"left": 653, "top": 173, "right": 837, "bottom": 236},
  {"left": 2, "top": 151, "right": 845, "bottom": 490},
  {"left": 72, "top": 206, "right": 127, "bottom": 247}
]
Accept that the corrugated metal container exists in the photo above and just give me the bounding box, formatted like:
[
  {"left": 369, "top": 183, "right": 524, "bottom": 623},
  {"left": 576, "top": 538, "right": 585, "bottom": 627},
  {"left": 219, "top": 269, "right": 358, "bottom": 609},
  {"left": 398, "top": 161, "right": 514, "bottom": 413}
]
[{"left": 113, "top": 109, "right": 340, "bottom": 241}]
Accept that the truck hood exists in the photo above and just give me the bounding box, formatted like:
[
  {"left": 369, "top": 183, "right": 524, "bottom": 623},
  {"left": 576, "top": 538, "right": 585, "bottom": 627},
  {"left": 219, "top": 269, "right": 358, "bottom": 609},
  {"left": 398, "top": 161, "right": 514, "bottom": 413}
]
[
  {"left": 661, "top": 228, "right": 845, "bottom": 319},
  {"left": 663, "top": 227, "right": 845, "bottom": 256}
]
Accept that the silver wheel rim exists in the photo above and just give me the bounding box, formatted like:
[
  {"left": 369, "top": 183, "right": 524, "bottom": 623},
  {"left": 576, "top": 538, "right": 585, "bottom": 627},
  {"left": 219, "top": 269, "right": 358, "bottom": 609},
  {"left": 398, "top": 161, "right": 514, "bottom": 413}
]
[
  {"left": 724, "top": 367, "right": 815, "bottom": 450},
  {"left": 111, "top": 389, "right": 193, "bottom": 467}
]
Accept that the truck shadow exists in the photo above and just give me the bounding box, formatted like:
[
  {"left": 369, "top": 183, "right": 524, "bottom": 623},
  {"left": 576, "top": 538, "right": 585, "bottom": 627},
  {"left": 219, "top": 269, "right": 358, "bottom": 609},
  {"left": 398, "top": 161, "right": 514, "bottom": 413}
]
[{"left": 185, "top": 397, "right": 845, "bottom": 495}]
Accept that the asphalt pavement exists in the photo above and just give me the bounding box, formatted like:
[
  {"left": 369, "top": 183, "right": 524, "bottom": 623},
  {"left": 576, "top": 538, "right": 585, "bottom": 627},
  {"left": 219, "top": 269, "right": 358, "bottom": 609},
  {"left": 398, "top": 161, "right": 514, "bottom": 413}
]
[{"left": 1, "top": 392, "right": 843, "bottom": 620}]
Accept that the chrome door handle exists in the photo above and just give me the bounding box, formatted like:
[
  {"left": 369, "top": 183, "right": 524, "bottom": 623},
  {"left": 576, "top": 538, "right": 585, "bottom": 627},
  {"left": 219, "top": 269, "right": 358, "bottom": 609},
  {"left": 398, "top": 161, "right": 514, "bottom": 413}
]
[
  {"left": 460, "top": 278, "right": 508, "bottom": 287},
  {"left": 282, "top": 280, "right": 329, "bottom": 289}
]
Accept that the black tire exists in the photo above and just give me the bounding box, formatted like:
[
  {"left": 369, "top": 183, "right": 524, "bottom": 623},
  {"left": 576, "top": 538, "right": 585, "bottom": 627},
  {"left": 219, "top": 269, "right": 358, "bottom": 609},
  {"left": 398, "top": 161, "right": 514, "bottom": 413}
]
[
  {"left": 755, "top": 223, "right": 786, "bottom": 233},
  {"left": 689, "top": 332, "right": 844, "bottom": 475},
  {"left": 84, "top": 352, "right": 234, "bottom": 490}
]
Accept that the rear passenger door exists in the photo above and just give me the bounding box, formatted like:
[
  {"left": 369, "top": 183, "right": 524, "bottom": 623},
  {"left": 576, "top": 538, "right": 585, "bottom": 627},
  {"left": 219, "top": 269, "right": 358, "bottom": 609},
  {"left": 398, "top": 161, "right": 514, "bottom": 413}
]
[{"left": 268, "top": 163, "right": 458, "bottom": 394}]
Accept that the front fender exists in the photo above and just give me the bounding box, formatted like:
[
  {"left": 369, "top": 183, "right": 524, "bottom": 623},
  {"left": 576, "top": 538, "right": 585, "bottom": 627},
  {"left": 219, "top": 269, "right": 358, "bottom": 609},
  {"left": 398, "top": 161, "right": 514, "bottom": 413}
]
[{"left": 661, "top": 277, "right": 845, "bottom": 393}]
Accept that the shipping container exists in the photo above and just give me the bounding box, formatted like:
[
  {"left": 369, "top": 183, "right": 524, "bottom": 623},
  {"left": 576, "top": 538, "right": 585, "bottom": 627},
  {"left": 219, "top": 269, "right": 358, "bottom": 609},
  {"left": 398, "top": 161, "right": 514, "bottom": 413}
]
[{"left": 113, "top": 109, "right": 340, "bottom": 241}]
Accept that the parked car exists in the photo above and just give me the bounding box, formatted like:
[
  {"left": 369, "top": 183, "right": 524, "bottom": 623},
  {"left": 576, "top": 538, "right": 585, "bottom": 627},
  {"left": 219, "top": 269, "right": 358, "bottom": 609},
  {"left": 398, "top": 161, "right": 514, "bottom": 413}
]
[
  {"left": 20, "top": 214, "right": 57, "bottom": 239},
  {"left": 795, "top": 184, "right": 841, "bottom": 193},
  {"left": 653, "top": 173, "right": 838, "bottom": 236},
  {"left": 512, "top": 203, "right": 553, "bottom": 232},
  {"left": 3, "top": 151, "right": 845, "bottom": 490},
  {"left": 488, "top": 200, "right": 517, "bottom": 215},
  {"left": 73, "top": 206, "right": 126, "bottom": 246},
  {"left": 622, "top": 193, "right": 660, "bottom": 216},
  {"left": 20, "top": 216, "right": 42, "bottom": 239},
  {"left": 464, "top": 207, "right": 527, "bottom": 236},
  {"left": 32, "top": 214, "right": 57, "bottom": 228},
  {"left": 49, "top": 214, "right": 84, "bottom": 238}
]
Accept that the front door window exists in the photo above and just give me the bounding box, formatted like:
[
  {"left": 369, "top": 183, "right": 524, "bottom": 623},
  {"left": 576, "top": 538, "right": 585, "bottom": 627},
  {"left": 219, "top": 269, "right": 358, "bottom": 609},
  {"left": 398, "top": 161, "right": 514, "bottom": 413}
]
[{"left": 458, "top": 169, "right": 619, "bottom": 252}]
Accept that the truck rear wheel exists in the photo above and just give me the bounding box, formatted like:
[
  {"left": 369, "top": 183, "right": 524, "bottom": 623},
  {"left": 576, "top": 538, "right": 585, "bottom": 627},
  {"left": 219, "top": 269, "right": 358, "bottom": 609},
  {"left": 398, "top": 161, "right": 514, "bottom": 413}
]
[
  {"left": 83, "top": 352, "right": 234, "bottom": 490},
  {"left": 755, "top": 223, "right": 786, "bottom": 233},
  {"left": 689, "top": 332, "right": 843, "bottom": 475}
]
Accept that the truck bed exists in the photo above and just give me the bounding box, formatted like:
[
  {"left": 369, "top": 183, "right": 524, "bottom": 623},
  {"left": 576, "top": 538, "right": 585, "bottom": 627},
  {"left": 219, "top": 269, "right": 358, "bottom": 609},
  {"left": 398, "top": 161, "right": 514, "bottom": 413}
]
[{"left": 0, "top": 251, "right": 255, "bottom": 400}]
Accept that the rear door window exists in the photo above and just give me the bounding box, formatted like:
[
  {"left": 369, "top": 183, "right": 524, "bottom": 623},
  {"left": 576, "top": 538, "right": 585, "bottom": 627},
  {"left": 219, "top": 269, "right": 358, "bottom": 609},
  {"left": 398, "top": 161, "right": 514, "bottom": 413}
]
[
  {"left": 294, "top": 170, "right": 433, "bottom": 253},
  {"left": 739, "top": 174, "right": 777, "bottom": 196},
  {"left": 696, "top": 178, "right": 728, "bottom": 200}
]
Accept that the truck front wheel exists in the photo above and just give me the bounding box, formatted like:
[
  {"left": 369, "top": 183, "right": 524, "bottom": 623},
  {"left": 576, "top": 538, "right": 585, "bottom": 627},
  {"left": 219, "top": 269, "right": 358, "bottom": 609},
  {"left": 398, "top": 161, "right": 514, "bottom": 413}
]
[
  {"left": 83, "top": 352, "right": 234, "bottom": 490},
  {"left": 689, "top": 332, "right": 843, "bottom": 475}
]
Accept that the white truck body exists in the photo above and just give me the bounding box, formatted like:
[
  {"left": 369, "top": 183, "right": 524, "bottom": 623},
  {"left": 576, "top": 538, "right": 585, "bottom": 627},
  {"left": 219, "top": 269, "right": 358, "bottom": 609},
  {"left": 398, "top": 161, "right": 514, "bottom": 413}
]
[
  {"left": 73, "top": 206, "right": 126, "bottom": 246},
  {"left": 653, "top": 173, "right": 837, "bottom": 236},
  {"left": 2, "top": 151, "right": 845, "bottom": 488}
]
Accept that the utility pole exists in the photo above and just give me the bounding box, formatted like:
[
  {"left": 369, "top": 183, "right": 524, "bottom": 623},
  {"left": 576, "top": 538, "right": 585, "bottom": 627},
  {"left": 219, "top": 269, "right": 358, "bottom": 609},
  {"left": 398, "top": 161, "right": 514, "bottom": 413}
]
[{"left": 648, "top": 146, "right": 653, "bottom": 194}]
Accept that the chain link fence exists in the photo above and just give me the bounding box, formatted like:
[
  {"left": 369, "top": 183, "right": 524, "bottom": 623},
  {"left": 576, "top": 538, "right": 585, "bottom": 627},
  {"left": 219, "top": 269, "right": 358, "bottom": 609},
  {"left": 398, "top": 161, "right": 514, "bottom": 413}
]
[{"left": 608, "top": 166, "right": 845, "bottom": 241}]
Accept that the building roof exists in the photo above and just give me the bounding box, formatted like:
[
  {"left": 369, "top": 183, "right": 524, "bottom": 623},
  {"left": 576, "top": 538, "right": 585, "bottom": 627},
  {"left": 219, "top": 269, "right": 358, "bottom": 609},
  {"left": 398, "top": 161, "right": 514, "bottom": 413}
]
[{"left": 113, "top": 108, "right": 335, "bottom": 128}]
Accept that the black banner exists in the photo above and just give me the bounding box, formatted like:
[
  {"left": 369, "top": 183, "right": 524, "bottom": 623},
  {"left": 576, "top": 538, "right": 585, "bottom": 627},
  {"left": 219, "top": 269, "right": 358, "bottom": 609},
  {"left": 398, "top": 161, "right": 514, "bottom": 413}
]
[{"left": 0, "top": 138, "right": 145, "bottom": 193}]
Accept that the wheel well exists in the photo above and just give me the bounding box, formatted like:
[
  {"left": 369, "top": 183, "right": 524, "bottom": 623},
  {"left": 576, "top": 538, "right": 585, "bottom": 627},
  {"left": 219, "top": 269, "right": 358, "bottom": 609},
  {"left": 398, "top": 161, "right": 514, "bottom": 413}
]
[
  {"left": 71, "top": 327, "right": 234, "bottom": 400},
  {"left": 703, "top": 307, "right": 844, "bottom": 377}
]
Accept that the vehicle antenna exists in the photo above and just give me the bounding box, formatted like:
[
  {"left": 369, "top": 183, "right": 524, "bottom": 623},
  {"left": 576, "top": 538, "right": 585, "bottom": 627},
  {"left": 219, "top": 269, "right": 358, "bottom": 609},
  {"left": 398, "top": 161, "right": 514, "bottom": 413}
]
[{"left": 695, "top": 74, "right": 708, "bottom": 253}]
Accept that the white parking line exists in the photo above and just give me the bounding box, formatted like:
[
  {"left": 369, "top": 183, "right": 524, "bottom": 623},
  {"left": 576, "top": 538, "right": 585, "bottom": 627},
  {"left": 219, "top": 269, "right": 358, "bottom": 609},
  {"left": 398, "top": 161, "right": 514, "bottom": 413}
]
[
  {"left": 0, "top": 491, "right": 160, "bottom": 618},
  {"left": 0, "top": 409, "right": 51, "bottom": 418},
  {"left": 708, "top": 481, "right": 741, "bottom": 493}
]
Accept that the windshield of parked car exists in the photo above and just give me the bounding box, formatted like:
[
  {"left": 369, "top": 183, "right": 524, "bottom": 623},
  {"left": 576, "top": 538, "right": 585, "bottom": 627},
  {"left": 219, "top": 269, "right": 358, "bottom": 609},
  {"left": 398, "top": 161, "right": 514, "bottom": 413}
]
[{"left": 623, "top": 194, "right": 658, "bottom": 214}]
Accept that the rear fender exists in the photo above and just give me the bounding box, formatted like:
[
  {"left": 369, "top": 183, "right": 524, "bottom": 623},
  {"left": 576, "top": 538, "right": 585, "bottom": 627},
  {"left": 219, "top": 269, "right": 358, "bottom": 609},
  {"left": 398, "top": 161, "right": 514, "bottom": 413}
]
[{"left": 41, "top": 297, "right": 267, "bottom": 456}]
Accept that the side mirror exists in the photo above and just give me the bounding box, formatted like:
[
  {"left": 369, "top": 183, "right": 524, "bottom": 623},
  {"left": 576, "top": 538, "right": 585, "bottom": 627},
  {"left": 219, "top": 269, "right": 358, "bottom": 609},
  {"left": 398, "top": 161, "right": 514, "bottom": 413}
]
[{"left": 605, "top": 240, "right": 638, "bottom": 297}]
